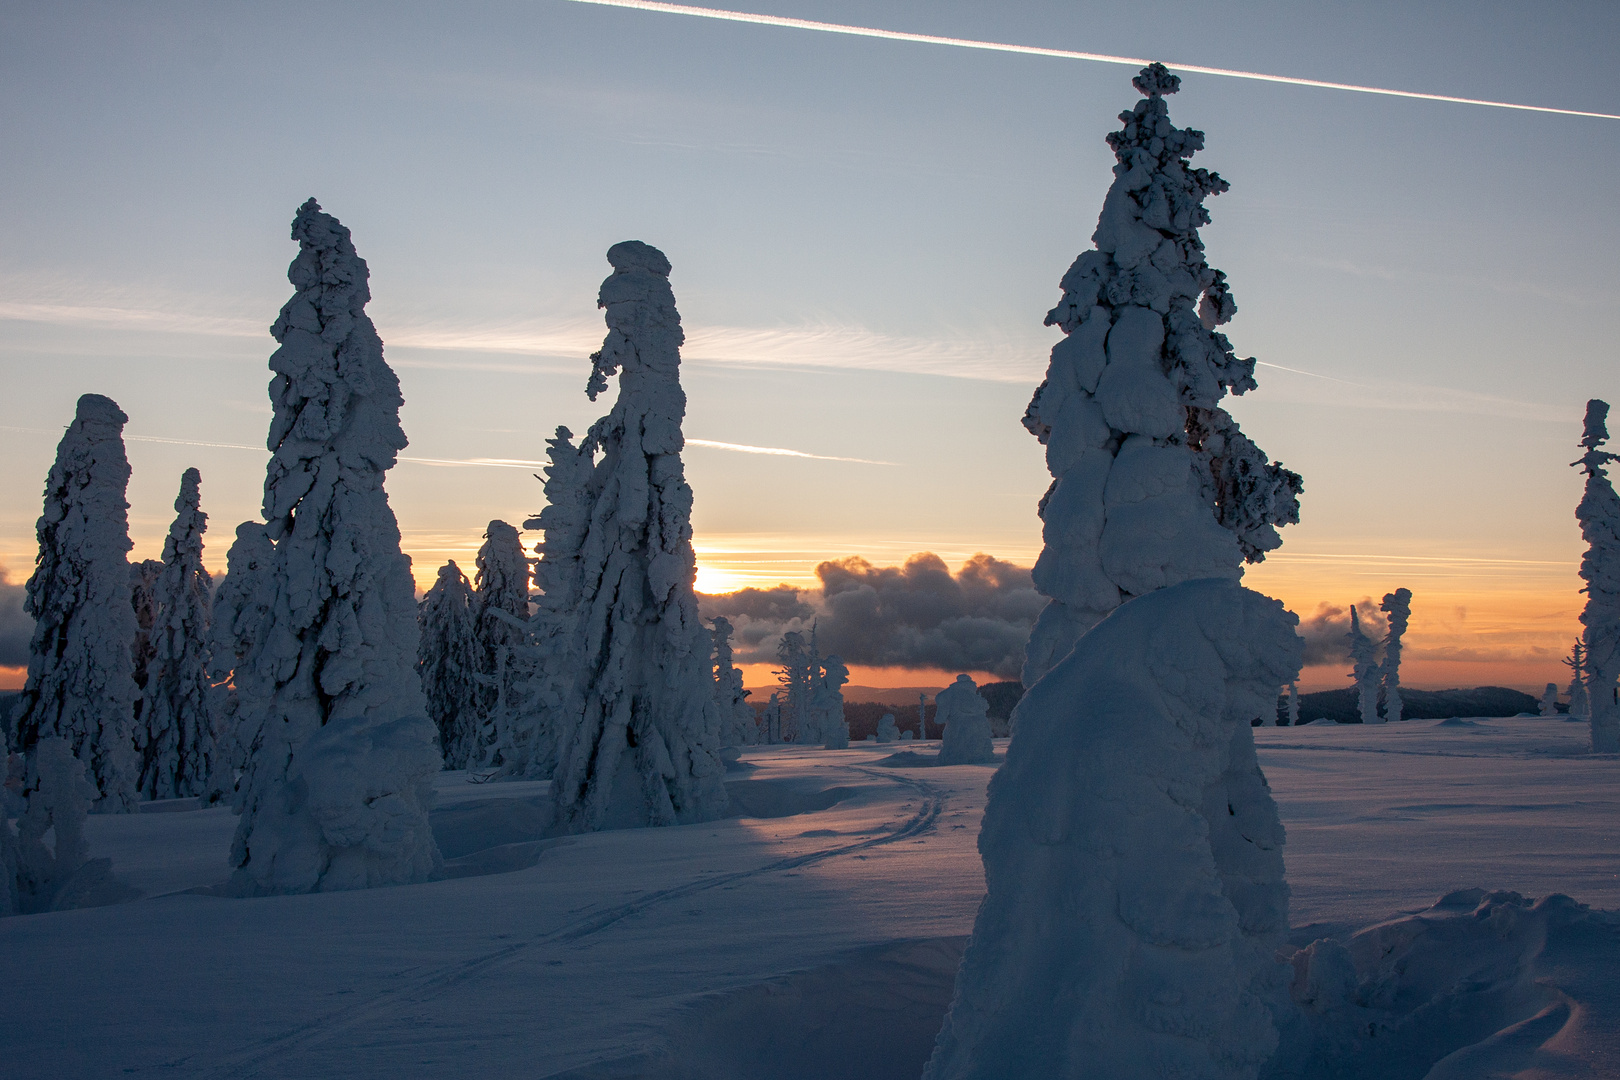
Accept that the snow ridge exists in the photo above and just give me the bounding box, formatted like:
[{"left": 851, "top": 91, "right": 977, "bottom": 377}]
[
  {"left": 224, "top": 199, "right": 441, "bottom": 893},
  {"left": 542, "top": 241, "right": 728, "bottom": 832},
  {"left": 1020, "top": 62, "right": 1301, "bottom": 686}
]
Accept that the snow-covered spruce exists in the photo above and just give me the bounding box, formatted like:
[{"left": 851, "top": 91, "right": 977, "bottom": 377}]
[
  {"left": 226, "top": 200, "right": 441, "bottom": 894},
  {"left": 775, "top": 630, "right": 819, "bottom": 744},
  {"left": 138, "top": 469, "right": 214, "bottom": 799},
  {"left": 472, "top": 520, "right": 532, "bottom": 767},
  {"left": 1540, "top": 683, "right": 1560, "bottom": 717},
  {"left": 1565, "top": 640, "right": 1590, "bottom": 718},
  {"left": 762, "top": 693, "right": 784, "bottom": 744},
  {"left": 3, "top": 736, "right": 134, "bottom": 915},
  {"left": 9, "top": 394, "right": 140, "bottom": 812},
  {"left": 1347, "top": 605, "right": 1381, "bottom": 724},
  {"left": 1379, "top": 587, "right": 1411, "bottom": 723},
  {"left": 1574, "top": 399, "right": 1620, "bottom": 752},
  {"left": 204, "top": 522, "right": 277, "bottom": 805},
  {"left": 129, "top": 558, "right": 161, "bottom": 780},
  {"left": 543, "top": 241, "right": 727, "bottom": 832},
  {"left": 813, "top": 654, "right": 850, "bottom": 750},
  {"left": 1019, "top": 63, "right": 1301, "bottom": 687},
  {"left": 917, "top": 692, "right": 930, "bottom": 741},
  {"left": 876, "top": 713, "right": 899, "bottom": 743},
  {"left": 936, "top": 674, "right": 995, "bottom": 765},
  {"left": 1285, "top": 680, "right": 1299, "bottom": 727},
  {"left": 417, "top": 561, "right": 481, "bottom": 768},
  {"left": 711, "top": 617, "right": 758, "bottom": 746},
  {"left": 925, "top": 578, "right": 1301, "bottom": 1080}
]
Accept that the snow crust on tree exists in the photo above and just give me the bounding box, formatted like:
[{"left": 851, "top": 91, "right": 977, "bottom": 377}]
[
  {"left": 813, "top": 654, "right": 850, "bottom": 749},
  {"left": 1573, "top": 399, "right": 1620, "bottom": 753},
  {"left": 710, "top": 617, "right": 758, "bottom": 746},
  {"left": 417, "top": 560, "right": 481, "bottom": 768},
  {"left": 935, "top": 674, "right": 995, "bottom": 765},
  {"left": 1564, "top": 640, "right": 1590, "bottom": 718},
  {"left": 1347, "top": 605, "right": 1382, "bottom": 724},
  {"left": 876, "top": 713, "right": 899, "bottom": 743},
  {"left": 225, "top": 200, "right": 442, "bottom": 893},
  {"left": 1379, "top": 588, "right": 1411, "bottom": 724},
  {"left": 1539, "top": 683, "right": 1559, "bottom": 717},
  {"left": 472, "top": 520, "right": 532, "bottom": 767},
  {"left": 139, "top": 469, "right": 214, "bottom": 799},
  {"left": 1019, "top": 63, "right": 1301, "bottom": 687},
  {"left": 542, "top": 241, "right": 727, "bottom": 832},
  {"left": 925, "top": 578, "right": 1301, "bottom": 1080},
  {"left": 9, "top": 394, "right": 140, "bottom": 813}
]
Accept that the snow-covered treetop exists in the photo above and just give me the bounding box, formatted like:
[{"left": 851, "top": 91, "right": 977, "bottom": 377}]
[
  {"left": 1381, "top": 587, "right": 1413, "bottom": 637},
  {"left": 263, "top": 198, "right": 407, "bottom": 539},
  {"left": 161, "top": 468, "right": 207, "bottom": 572},
  {"left": 586, "top": 240, "right": 683, "bottom": 407},
  {"left": 1577, "top": 399, "right": 1616, "bottom": 474}
]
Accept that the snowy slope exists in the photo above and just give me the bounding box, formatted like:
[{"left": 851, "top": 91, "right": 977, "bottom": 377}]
[{"left": 1, "top": 719, "right": 1616, "bottom": 1079}]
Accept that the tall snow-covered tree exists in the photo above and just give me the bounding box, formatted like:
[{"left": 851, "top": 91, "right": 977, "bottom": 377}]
[
  {"left": 775, "top": 630, "right": 818, "bottom": 744},
  {"left": 926, "top": 69, "right": 1306, "bottom": 1080},
  {"left": 1347, "top": 605, "right": 1381, "bottom": 724},
  {"left": 472, "top": 520, "right": 531, "bottom": 766},
  {"left": 1565, "top": 640, "right": 1590, "bottom": 718},
  {"left": 10, "top": 394, "right": 140, "bottom": 812},
  {"left": 812, "top": 654, "right": 850, "bottom": 750},
  {"left": 936, "top": 674, "right": 994, "bottom": 765},
  {"left": 139, "top": 469, "right": 214, "bottom": 799},
  {"left": 711, "top": 616, "right": 757, "bottom": 746},
  {"left": 226, "top": 199, "right": 442, "bottom": 894},
  {"left": 1379, "top": 587, "right": 1412, "bottom": 723},
  {"left": 876, "top": 713, "right": 899, "bottom": 743},
  {"left": 205, "top": 521, "right": 277, "bottom": 806},
  {"left": 1018, "top": 63, "right": 1301, "bottom": 688},
  {"left": 1573, "top": 399, "right": 1620, "bottom": 753},
  {"left": 1285, "top": 680, "right": 1299, "bottom": 727},
  {"left": 917, "top": 692, "right": 930, "bottom": 741},
  {"left": 129, "top": 558, "right": 161, "bottom": 772},
  {"left": 417, "top": 560, "right": 481, "bottom": 768},
  {"left": 541, "top": 241, "right": 727, "bottom": 832},
  {"left": 1539, "top": 683, "right": 1560, "bottom": 717}
]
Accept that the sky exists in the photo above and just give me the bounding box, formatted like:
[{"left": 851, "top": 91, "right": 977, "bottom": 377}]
[{"left": 1, "top": 0, "right": 1616, "bottom": 693}]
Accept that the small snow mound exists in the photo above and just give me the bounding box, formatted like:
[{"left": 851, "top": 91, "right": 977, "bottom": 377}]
[{"left": 722, "top": 780, "right": 856, "bottom": 819}]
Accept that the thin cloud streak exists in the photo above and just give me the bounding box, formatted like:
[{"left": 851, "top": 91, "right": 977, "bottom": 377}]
[
  {"left": 686, "top": 438, "right": 895, "bottom": 465},
  {"left": 563, "top": 0, "right": 1620, "bottom": 121}
]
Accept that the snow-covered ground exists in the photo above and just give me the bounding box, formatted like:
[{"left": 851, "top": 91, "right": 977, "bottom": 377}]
[{"left": 2, "top": 717, "right": 1616, "bottom": 1078}]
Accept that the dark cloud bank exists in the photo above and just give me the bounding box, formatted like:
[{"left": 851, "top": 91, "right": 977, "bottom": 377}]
[
  {"left": 0, "top": 567, "right": 30, "bottom": 669},
  {"left": 699, "top": 553, "right": 1044, "bottom": 680}
]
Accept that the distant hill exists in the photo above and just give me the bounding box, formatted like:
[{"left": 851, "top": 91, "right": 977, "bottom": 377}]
[{"left": 1283, "top": 686, "right": 1543, "bottom": 724}]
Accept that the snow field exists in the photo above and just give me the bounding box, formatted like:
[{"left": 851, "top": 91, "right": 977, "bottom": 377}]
[{"left": 1, "top": 720, "right": 1616, "bottom": 1078}]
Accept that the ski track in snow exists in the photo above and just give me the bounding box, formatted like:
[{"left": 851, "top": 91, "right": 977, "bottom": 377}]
[{"left": 186, "top": 767, "right": 946, "bottom": 1079}]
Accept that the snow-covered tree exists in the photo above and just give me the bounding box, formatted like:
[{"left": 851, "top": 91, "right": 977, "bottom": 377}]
[
  {"left": 936, "top": 674, "right": 994, "bottom": 765},
  {"left": 762, "top": 692, "right": 784, "bottom": 744},
  {"left": 1574, "top": 399, "right": 1620, "bottom": 753},
  {"left": 925, "top": 579, "right": 1302, "bottom": 1079},
  {"left": 1380, "top": 587, "right": 1412, "bottom": 723},
  {"left": 1347, "top": 605, "right": 1381, "bottom": 724},
  {"left": 139, "top": 469, "right": 214, "bottom": 799},
  {"left": 1285, "top": 680, "right": 1299, "bottom": 727},
  {"left": 417, "top": 560, "right": 481, "bottom": 767},
  {"left": 129, "top": 559, "right": 161, "bottom": 775},
  {"left": 205, "top": 522, "right": 277, "bottom": 806},
  {"left": 876, "top": 713, "right": 899, "bottom": 743},
  {"left": 226, "top": 199, "right": 442, "bottom": 894},
  {"left": 3, "top": 737, "right": 127, "bottom": 915},
  {"left": 775, "top": 629, "right": 818, "bottom": 744},
  {"left": 711, "top": 617, "right": 757, "bottom": 746},
  {"left": 9, "top": 394, "right": 140, "bottom": 812},
  {"left": 472, "top": 519, "right": 532, "bottom": 766},
  {"left": 541, "top": 241, "right": 727, "bottom": 832},
  {"left": 1539, "top": 683, "right": 1560, "bottom": 717},
  {"left": 917, "top": 692, "right": 930, "bottom": 741},
  {"left": 1565, "top": 640, "right": 1590, "bottom": 718},
  {"left": 1018, "top": 63, "right": 1301, "bottom": 688},
  {"left": 813, "top": 654, "right": 850, "bottom": 749}
]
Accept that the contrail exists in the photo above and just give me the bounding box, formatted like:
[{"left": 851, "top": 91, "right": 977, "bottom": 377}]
[
  {"left": 686, "top": 437, "right": 895, "bottom": 464},
  {"left": 561, "top": 0, "right": 1620, "bottom": 121}
]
